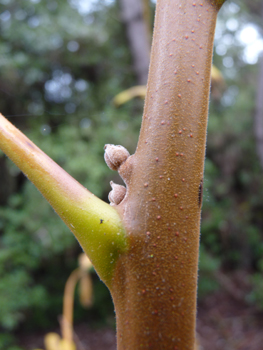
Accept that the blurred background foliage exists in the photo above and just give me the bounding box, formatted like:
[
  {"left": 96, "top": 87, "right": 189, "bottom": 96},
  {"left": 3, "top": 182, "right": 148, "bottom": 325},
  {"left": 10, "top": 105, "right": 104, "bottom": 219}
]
[{"left": 0, "top": 0, "right": 263, "bottom": 349}]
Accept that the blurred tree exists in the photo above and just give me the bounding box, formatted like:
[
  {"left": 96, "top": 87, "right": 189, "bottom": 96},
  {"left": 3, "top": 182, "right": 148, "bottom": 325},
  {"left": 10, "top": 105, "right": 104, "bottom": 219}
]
[{"left": 118, "top": 0, "right": 151, "bottom": 84}]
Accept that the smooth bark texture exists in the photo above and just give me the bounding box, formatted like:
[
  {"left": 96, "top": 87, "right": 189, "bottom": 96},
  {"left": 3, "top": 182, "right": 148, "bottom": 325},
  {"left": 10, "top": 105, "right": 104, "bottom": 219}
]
[{"left": 111, "top": 1, "right": 221, "bottom": 349}]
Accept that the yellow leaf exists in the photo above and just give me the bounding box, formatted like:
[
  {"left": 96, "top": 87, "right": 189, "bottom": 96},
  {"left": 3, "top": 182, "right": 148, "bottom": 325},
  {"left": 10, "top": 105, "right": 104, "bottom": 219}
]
[
  {"left": 59, "top": 339, "right": 76, "bottom": 350},
  {"left": 211, "top": 65, "right": 224, "bottom": 84},
  {"left": 211, "top": 65, "right": 225, "bottom": 99},
  {"left": 44, "top": 333, "right": 61, "bottom": 350},
  {"left": 113, "top": 85, "right": 147, "bottom": 106}
]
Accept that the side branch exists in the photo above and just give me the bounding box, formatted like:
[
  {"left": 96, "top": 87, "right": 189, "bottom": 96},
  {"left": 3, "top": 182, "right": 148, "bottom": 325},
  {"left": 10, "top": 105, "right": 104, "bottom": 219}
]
[{"left": 0, "top": 113, "right": 127, "bottom": 286}]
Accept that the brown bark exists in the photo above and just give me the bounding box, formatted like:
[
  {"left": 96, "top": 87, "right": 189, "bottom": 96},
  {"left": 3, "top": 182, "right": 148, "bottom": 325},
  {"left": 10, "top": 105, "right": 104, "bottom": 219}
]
[
  {"left": 110, "top": 1, "right": 222, "bottom": 349},
  {"left": 119, "top": 0, "right": 151, "bottom": 84}
]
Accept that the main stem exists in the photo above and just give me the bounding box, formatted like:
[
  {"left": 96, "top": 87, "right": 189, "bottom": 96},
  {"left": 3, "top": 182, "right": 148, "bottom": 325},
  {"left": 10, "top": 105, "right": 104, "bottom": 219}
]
[{"left": 111, "top": 1, "right": 221, "bottom": 349}]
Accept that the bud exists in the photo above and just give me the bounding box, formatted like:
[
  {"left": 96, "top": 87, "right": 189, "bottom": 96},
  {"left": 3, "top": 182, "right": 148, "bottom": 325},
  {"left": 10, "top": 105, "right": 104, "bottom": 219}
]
[
  {"left": 108, "top": 181, "right": 126, "bottom": 205},
  {"left": 104, "top": 144, "right": 130, "bottom": 171}
]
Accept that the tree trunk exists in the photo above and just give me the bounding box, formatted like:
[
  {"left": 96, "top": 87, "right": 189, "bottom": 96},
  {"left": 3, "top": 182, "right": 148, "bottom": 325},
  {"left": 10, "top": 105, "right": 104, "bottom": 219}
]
[{"left": 119, "top": 0, "right": 151, "bottom": 84}]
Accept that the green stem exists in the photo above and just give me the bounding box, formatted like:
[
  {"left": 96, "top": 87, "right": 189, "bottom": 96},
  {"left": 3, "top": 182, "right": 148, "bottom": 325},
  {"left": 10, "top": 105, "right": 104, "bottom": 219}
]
[{"left": 0, "top": 113, "right": 127, "bottom": 286}]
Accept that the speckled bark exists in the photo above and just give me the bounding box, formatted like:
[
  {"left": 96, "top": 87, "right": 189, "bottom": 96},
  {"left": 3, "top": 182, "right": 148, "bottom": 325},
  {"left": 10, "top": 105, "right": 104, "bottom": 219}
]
[{"left": 111, "top": 1, "right": 223, "bottom": 349}]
